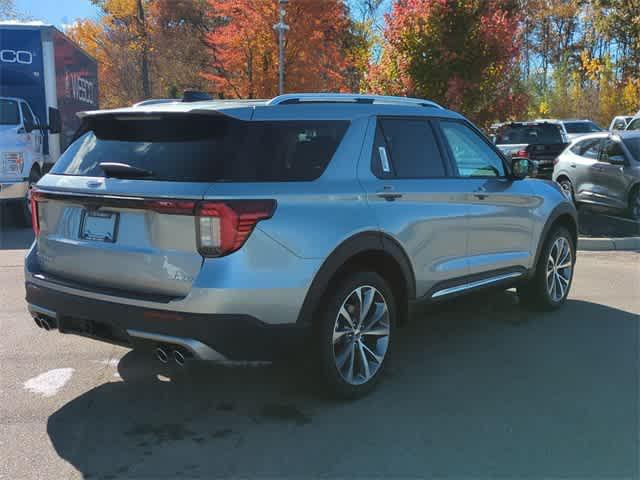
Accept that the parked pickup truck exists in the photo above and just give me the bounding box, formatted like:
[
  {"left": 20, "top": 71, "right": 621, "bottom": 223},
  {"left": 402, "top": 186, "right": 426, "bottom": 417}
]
[{"left": 491, "top": 121, "right": 569, "bottom": 179}]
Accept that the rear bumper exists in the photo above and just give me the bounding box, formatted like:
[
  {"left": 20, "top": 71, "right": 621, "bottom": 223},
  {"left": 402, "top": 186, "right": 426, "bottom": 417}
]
[
  {"left": 25, "top": 281, "right": 310, "bottom": 361},
  {"left": 0, "top": 180, "right": 28, "bottom": 201}
]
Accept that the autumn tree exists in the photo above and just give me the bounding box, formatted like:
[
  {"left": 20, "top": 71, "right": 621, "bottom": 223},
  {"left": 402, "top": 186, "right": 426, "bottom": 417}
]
[
  {"left": 68, "top": 0, "right": 217, "bottom": 107},
  {"left": 367, "top": 0, "right": 527, "bottom": 126},
  {"left": 203, "top": 0, "right": 353, "bottom": 98}
]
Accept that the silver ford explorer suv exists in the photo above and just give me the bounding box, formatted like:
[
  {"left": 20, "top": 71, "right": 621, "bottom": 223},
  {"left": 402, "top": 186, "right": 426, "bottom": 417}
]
[{"left": 25, "top": 94, "right": 578, "bottom": 398}]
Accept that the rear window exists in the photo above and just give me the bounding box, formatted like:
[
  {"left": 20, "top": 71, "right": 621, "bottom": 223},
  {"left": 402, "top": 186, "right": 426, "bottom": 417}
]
[
  {"left": 51, "top": 114, "right": 349, "bottom": 182},
  {"left": 0, "top": 99, "right": 20, "bottom": 125},
  {"left": 495, "top": 124, "right": 564, "bottom": 144},
  {"left": 563, "top": 121, "right": 602, "bottom": 134}
]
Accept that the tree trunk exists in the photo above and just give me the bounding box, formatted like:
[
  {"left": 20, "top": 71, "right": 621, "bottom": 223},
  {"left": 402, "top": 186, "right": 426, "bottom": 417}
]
[{"left": 137, "top": 0, "right": 151, "bottom": 99}]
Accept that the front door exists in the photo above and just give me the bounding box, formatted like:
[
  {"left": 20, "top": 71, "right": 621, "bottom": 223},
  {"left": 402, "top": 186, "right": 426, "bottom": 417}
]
[
  {"left": 593, "top": 138, "right": 633, "bottom": 209},
  {"left": 436, "top": 119, "right": 537, "bottom": 276},
  {"left": 357, "top": 116, "right": 470, "bottom": 297},
  {"left": 19, "top": 101, "right": 43, "bottom": 165}
]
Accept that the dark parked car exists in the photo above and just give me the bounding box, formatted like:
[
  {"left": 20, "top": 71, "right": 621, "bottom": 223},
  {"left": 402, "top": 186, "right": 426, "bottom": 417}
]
[{"left": 493, "top": 122, "right": 569, "bottom": 178}]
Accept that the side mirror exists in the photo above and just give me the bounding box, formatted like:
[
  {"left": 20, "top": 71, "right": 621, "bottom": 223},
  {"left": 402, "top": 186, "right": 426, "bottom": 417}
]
[
  {"left": 511, "top": 158, "right": 533, "bottom": 179},
  {"left": 48, "top": 107, "right": 62, "bottom": 134}
]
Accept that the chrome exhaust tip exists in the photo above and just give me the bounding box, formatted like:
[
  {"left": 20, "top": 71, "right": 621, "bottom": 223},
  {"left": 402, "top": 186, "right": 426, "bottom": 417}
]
[
  {"left": 173, "top": 348, "right": 192, "bottom": 367},
  {"left": 39, "top": 316, "right": 53, "bottom": 331},
  {"left": 156, "top": 346, "right": 170, "bottom": 364},
  {"left": 33, "top": 315, "right": 43, "bottom": 329}
]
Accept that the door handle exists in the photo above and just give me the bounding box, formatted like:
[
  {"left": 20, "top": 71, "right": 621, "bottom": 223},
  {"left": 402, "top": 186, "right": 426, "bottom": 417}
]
[
  {"left": 376, "top": 186, "right": 403, "bottom": 201},
  {"left": 473, "top": 186, "right": 487, "bottom": 200},
  {"left": 570, "top": 163, "right": 576, "bottom": 168},
  {"left": 376, "top": 191, "right": 403, "bottom": 201}
]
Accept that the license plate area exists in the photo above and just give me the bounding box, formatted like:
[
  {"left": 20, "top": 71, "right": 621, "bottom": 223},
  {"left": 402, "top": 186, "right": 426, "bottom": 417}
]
[{"left": 80, "top": 210, "right": 119, "bottom": 243}]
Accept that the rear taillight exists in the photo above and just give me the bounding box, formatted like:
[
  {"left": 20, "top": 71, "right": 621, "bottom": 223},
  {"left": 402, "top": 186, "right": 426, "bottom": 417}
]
[
  {"left": 553, "top": 157, "right": 560, "bottom": 166},
  {"left": 514, "top": 149, "right": 529, "bottom": 159},
  {"left": 196, "top": 200, "right": 276, "bottom": 257},
  {"left": 30, "top": 189, "right": 41, "bottom": 235}
]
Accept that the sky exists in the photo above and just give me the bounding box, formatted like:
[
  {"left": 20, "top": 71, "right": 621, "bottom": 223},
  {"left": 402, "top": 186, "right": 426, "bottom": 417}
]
[
  {"left": 14, "top": 0, "right": 100, "bottom": 29},
  {"left": 13, "top": 0, "right": 390, "bottom": 30}
]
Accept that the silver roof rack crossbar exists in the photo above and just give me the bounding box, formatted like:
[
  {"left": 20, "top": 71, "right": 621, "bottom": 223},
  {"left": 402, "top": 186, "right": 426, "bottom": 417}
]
[{"left": 267, "top": 93, "right": 444, "bottom": 109}]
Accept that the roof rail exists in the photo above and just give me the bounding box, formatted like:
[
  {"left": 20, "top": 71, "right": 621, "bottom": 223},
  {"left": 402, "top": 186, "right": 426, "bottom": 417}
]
[{"left": 267, "top": 93, "right": 444, "bottom": 109}]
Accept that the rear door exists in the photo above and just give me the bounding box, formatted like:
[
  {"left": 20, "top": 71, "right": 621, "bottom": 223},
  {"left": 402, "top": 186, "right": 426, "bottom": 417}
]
[
  {"left": 592, "top": 138, "right": 632, "bottom": 208},
  {"left": 437, "top": 119, "right": 537, "bottom": 276},
  {"left": 358, "top": 116, "right": 469, "bottom": 297}
]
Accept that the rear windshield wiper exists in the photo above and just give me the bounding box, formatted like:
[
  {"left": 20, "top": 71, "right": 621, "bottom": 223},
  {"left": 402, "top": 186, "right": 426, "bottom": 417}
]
[{"left": 99, "top": 162, "right": 154, "bottom": 179}]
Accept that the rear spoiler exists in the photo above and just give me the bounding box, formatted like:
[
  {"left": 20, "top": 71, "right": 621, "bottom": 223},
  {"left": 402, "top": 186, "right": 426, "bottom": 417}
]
[{"left": 77, "top": 104, "right": 257, "bottom": 122}]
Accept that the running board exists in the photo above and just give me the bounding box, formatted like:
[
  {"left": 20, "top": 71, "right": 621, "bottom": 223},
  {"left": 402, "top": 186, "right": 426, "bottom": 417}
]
[{"left": 431, "top": 272, "right": 523, "bottom": 299}]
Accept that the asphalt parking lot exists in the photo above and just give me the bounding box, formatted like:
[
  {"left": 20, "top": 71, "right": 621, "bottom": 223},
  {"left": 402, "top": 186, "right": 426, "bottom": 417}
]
[{"left": 1, "top": 211, "right": 638, "bottom": 480}]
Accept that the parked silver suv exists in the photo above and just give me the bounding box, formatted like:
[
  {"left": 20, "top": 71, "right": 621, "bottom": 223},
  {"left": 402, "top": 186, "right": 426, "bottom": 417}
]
[
  {"left": 553, "top": 131, "right": 640, "bottom": 219},
  {"left": 25, "top": 94, "right": 577, "bottom": 398}
]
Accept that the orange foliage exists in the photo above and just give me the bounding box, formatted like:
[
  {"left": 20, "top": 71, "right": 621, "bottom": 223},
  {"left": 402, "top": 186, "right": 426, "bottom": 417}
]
[{"left": 203, "top": 0, "right": 352, "bottom": 98}]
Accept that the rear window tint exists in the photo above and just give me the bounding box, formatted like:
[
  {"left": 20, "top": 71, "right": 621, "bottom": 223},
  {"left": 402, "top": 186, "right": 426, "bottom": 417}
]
[
  {"left": 563, "top": 121, "right": 602, "bottom": 133},
  {"left": 495, "top": 124, "right": 564, "bottom": 144},
  {"left": 52, "top": 115, "right": 349, "bottom": 182}
]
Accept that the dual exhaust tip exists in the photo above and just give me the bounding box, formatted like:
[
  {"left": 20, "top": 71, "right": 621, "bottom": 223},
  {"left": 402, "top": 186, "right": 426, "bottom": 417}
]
[
  {"left": 33, "top": 314, "right": 56, "bottom": 331},
  {"left": 156, "top": 345, "right": 192, "bottom": 367}
]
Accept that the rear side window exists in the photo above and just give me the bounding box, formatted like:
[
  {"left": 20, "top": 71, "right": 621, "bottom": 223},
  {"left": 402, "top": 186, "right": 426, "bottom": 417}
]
[
  {"left": 52, "top": 115, "right": 349, "bottom": 182},
  {"left": 572, "top": 138, "right": 602, "bottom": 159},
  {"left": 374, "top": 118, "right": 446, "bottom": 178}
]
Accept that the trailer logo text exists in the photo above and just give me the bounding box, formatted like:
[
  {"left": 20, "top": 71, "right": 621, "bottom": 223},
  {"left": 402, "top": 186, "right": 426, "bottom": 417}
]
[
  {"left": 65, "top": 73, "right": 96, "bottom": 105},
  {"left": 0, "top": 49, "right": 33, "bottom": 64}
]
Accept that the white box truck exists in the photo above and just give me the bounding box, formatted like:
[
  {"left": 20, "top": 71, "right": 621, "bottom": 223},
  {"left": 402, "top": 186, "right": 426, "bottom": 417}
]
[{"left": 0, "top": 22, "right": 98, "bottom": 225}]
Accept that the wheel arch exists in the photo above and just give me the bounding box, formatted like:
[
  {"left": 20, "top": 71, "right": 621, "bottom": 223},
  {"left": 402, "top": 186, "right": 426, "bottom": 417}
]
[
  {"left": 296, "top": 231, "right": 416, "bottom": 327},
  {"left": 532, "top": 203, "right": 578, "bottom": 274}
]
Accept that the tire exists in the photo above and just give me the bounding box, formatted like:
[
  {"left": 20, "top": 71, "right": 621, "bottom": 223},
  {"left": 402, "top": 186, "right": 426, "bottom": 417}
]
[
  {"left": 20, "top": 167, "right": 41, "bottom": 227},
  {"left": 518, "top": 226, "right": 575, "bottom": 311},
  {"left": 316, "top": 271, "right": 396, "bottom": 399},
  {"left": 628, "top": 186, "right": 640, "bottom": 221},
  {"left": 558, "top": 177, "right": 575, "bottom": 203}
]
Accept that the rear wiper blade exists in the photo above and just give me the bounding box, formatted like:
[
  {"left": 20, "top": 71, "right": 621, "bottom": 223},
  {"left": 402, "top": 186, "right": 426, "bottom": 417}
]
[{"left": 99, "top": 162, "right": 153, "bottom": 178}]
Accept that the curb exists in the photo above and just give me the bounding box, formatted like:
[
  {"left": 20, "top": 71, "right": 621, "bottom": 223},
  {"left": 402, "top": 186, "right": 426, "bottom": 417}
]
[{"left": 578, "top": 236, "right": 640, "bottom": 251}]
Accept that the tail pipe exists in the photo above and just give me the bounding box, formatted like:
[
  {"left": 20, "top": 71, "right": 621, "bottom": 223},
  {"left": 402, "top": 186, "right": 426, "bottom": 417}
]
[
  {"left": 173, "top": 347, "right": 193, "bottom": 367},
  {"left": 155, "top": 345, "right": 170, "bottom": 364},
  {"left": 32, "top": 313, "right": 57, "bottom": 331}
]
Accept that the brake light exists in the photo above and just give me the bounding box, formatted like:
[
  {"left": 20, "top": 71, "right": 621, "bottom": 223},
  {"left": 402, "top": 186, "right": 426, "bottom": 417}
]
[
  {"left": 514, "top": 149, "right": 529, "bottom": 159},
  {"left": 196, "top": 200, "right": 276, "bottom": 257},
  {"left": 30, "top": 189, "right": 41, "bottom": 235}
]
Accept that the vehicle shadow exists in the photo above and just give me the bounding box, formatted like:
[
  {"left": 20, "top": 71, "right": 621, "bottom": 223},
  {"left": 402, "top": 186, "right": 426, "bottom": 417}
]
[
  {"left": 47, "top": 293, "right": 638, "bottom": 479},
  {"left": 578, "top": 205, "right": 640, "bottom": 237},
  {"left": 0, "top": 204, "right": 34, "bottom": 250}
]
